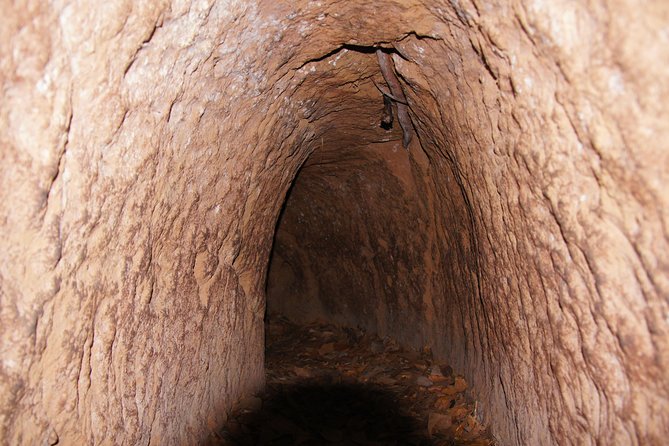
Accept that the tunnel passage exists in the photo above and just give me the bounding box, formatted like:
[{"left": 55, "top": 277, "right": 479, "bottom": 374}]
[
  {"left": 1, "top": 1, "right": 668, "bottom": 446},
  {"left": 265, "top": 46, "right": 472, "bottom": 356},
  {"left": 266, "top": 137, "right": 437, "bottom": 342}
]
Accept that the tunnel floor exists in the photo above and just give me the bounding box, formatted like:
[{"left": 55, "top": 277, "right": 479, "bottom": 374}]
[{"left": 213, "top": 317, "right": 496, "bottom": 445}]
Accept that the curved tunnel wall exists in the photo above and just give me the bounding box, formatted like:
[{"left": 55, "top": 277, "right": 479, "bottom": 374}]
[{"left": 1, "top": 0, "right": 668, "bottom": 445}]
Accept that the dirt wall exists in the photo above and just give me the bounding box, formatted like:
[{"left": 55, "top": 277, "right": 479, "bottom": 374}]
[{"left": 1, "top": 0, "right": 668, "bottom": 444}]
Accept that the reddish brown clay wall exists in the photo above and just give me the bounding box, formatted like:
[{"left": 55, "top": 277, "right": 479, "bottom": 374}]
[{"left": 1, "top": 0, "right": 668, "bottom": 444}]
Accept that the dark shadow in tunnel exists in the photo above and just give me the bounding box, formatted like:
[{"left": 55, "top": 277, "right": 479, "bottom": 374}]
[{"left": 214, "top": 382, "right": 434, "bottom": 445}]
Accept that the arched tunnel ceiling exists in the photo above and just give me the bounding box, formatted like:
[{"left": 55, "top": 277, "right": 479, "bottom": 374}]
[{"left": 1, "top": 0, "right": 668, "bottom": 445}]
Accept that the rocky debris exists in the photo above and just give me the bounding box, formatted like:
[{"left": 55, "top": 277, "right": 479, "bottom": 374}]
[{"left": 212, "top": 318, "right": 495, "bottom": 445}]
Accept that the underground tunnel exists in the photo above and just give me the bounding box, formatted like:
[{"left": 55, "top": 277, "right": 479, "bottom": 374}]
[{"left": 1, "top": 0, "right": 668, "bottom": 445}]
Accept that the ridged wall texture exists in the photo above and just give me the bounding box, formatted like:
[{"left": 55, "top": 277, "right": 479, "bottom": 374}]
[{"left": 1, "top": 0, "right": 668, "bottom": 444}]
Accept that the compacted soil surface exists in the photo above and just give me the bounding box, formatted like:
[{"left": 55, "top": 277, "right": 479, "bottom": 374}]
[{"left": 213, "top": 317, "right": 496, "bottom": 445}]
